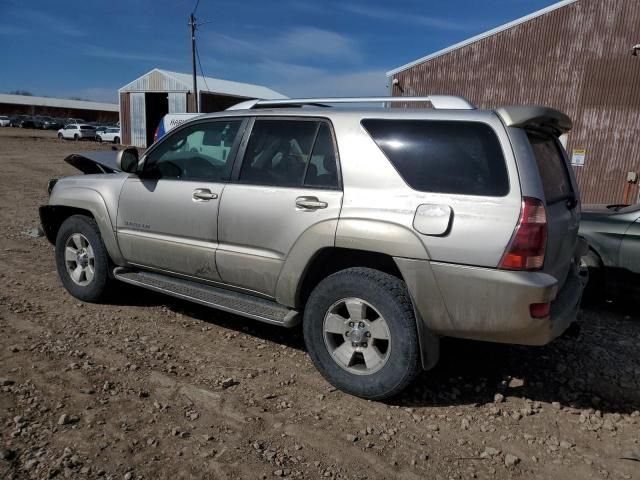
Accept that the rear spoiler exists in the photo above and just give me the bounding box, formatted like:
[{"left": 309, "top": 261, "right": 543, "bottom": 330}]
[{"left": 496, "top": 106, "right": 572, "bottom": 137}]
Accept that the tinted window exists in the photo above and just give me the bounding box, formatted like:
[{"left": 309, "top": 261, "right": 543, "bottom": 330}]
[
  {"left": 144, "top": 120, "right": 241, "bottom": 181},
  {"left": 239, "top": 119, "right": 318, "bottom": 187},
  {"left": 304, "top": 123, "right": 339, "bottom": 189},
  {"left": 527, "top": 133, "right": 573, "bottom": 203},
  {"left": 362, "top": 119, "right": 509, "bottom": 196}
]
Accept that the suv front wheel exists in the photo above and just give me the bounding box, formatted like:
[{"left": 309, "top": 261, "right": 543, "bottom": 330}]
[
  {"left": 303, "top": 268, "right": 421, "bottom": 400},
  {"left": 55, "top": 215, "right": 113, "bottom": 302}
]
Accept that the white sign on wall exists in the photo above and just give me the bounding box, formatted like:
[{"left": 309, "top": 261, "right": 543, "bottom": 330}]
[{"left": 571, "top": 149, "right": 586, "bottom": 167}]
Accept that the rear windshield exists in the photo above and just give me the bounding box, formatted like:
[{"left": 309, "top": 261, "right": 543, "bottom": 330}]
[
  {"left": 527, "top": 132, "right": 573, "bottom": 204},
  {"left": 361, "top": 119, "right": 509, "bottom": 196},
  {"left": 80, "top": 126, "right": 95, "bottom": 130}
]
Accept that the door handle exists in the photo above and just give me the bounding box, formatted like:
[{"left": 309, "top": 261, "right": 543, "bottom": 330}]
[
  {"left": 296, "top": 196, "right": 328, "bottom": 210},
  {"left": 192, "top": 188, "right": 218, "bottom": 201}
]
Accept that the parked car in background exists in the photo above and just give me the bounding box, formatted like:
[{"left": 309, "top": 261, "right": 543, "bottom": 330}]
[
  {"left": 40, "top": 96, "right": 587, "bottom": 400},
  {"left": 67, "top": 118, "right": 85, "bottom": 125},
  {"left": 40, "top": 117, "right": 62, "bottom": 130},
  {"left": 579, "top": 203, "right": 640, "bottom": 301},
  {"left": 10, "top": 115, "right": 25, "bottom": 127},
  {"left": 96, "top": 127, "right": 120, "bottom": 144},
  {"left": 57, "top": 124, "right": 97, "bottom": 141},
  {"left": 0, "top": 116, "right": 10, "bottom": 127},
  {"left": 15, "top": 116, "right": 42, "bottom": 129},
  {"left": 153, "top": 113, "right": 202, "bottom": 143}
]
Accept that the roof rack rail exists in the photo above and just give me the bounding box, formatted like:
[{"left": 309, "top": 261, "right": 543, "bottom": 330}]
[{"left": 227, "top": 96, "right": 476, "bottom": 111}]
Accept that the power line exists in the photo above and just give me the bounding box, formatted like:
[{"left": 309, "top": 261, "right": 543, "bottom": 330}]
[
  {"left": 192, "top": 0, "right": 201, "bottom": 15},
  {"left": 195, "top": 42, "right": 210, "bottom": 92}
]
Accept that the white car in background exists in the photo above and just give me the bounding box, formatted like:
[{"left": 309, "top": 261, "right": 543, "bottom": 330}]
[
  {"left": 0, "top": 116, "right": 10, "bottom": 127},
  {"left": 57, "top": 124, "right": 97, "bottom": 141},
  {"left": 96, "top": 127, "right": 121, "bottom": 144}
]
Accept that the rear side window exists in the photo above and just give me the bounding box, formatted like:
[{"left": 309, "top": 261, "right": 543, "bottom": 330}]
[
  {"left": 361, "top": 119, "right": 509, "bottom": 196},
  {"left": 239, "top": 119, "right": 318, "bottom": 188},
  {"left": 527, "top": 133, "right": 573, "bottom": 204}
]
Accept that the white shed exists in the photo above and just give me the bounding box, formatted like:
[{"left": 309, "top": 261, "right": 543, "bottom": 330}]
[{"left": 118, "top": 68, "right": 286, "bottom": 147}]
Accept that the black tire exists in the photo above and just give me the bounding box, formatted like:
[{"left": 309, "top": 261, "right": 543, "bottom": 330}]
[
  {"left": 55, "top": 215, "right": 113, "bottom": 303},
  {"left": 96, "top": 136, "right": 102, "bottom": 143},
  {"left": 581, "top": 249, "right": 604, "bottom": 305},
  {"left": 114, "top": 136, "right": 120, "bottom": 144},
  {"left": 57, "top": 133, "right": 63, "bottom": 140},
  {"left": 303, "top": 267, "right": 422, "bottom": 400},
  {"left": 74, "top": 134, "right": 79, "bottom": 141}
]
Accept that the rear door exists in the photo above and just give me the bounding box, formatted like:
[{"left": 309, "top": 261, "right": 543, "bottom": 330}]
[
  {"left": 527, "top": 132, "right": 580, "bottom": 286},
  {"left": 216, "top": 117, "right": 343, "bottom": 297}
]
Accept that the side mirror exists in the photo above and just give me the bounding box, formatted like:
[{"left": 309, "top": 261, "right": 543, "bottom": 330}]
[{"left": 116, "top": 147, "right": 139, "bottom": 173}]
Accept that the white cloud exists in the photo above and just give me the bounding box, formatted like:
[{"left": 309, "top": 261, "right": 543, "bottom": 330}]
[
  {"left": 254, "top": 60, "right": 387, "bottom": 97},
  {"left": 342, "top": 4, "right": 473, "bottom": 31},
  {"left": 81, "top": 45, "right": 180, "bottom": 64},
  {"left": 204, "top": 26, "right": 363, "bottom": 64},
  {"left": 24, "top": 10, "right": 86, "bottom": 37},
  {"left": 0, "top": 25, "right": 26, "bottom": 35}
]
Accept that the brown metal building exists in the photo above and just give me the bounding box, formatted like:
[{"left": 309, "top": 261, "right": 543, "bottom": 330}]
[
  {"left": 387, "top": 0, "right": 640, "bottom": 204},
  {"left": 0, "top": 93, "right": 118, "bottom": 123}
]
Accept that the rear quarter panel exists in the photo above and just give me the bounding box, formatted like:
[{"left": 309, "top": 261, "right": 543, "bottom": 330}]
[{"left": 333, "top": 111, "right": 521, "bottom": 267}]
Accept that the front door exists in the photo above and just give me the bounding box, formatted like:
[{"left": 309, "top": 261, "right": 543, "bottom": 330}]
[
  {"left": 217, "top": 118, "right": 343, "bottom": 297},
  {"left": 116, "top": 118, "right": 245, "bottom": 281}
]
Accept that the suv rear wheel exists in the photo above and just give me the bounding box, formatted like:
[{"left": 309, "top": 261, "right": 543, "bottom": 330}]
[
  {"left": 303, "top": 267, "right": 421, "bottom": 400},
  {"left": 55, "top": 215, "right": 113, "bottom": 302}
]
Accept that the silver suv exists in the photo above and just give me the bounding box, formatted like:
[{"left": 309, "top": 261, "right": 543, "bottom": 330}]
[{"left": 40, "top": 96, "right": 586, "bottom": 400}]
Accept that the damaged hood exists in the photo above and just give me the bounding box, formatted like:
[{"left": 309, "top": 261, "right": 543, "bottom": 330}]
[{"left": 64, "top": 151, "right": 122, "bottom": 174}]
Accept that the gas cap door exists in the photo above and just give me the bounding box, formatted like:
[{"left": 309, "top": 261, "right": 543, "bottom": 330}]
[{"left": 413, "top": 204, "right": 453, "bottom": 236}]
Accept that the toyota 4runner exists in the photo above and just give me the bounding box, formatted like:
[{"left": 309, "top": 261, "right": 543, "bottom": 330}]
[{"left": 40, "top": 96, "right": 587, "bottom": 400}]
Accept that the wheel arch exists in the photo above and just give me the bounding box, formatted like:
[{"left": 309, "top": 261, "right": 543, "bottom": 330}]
[
  {"left": 288, "top": 248, "right": 441, "bottom": 371},
  {"left": 40, "top": 188, "right": 125, "bottom": 264}
]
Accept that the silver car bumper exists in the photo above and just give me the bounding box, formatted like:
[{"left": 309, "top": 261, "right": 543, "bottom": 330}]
[{"left": 395, "top": 258, "right": 585, "bottom": 346}]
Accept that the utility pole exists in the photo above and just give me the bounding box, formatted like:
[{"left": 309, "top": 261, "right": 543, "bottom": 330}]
[{"left": 189, "top": 13, "right": 198, "bottom": 113}]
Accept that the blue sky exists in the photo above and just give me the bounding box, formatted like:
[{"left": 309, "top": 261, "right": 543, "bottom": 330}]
[{"left": 0, "top": 0, "right": 561, "bottom": 103}]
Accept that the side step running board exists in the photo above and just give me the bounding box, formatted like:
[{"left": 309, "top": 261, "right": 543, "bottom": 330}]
[{"left": 113, "top": 268, "right": 300, "bottom": 327}]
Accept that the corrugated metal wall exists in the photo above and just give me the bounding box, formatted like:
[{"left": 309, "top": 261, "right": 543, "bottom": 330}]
[
  {"left": 168, "top": 92, "right": 187, "bottom": 113},
  {"left": 121, "top": 70, "right": 186, "bottom": 92},
  {"left": 391, "top": 0, "right": 640, "bottom": 204},
  {"left": 119, "top": 93, "right": 131, "bottom": 146},
  {"left": 129, "top": 93, "right": 146, "bottom": 148}
]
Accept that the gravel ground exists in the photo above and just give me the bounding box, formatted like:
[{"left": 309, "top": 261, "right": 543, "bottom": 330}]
[{"left": 0, "top": 128, "right": 639, "bottom": 480}]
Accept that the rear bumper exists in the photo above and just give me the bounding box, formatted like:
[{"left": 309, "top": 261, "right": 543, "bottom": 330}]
[{"left": 395, "top": 258, "right": 585, "bottom": 346}]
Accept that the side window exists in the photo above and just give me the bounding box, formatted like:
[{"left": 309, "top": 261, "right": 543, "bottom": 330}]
[
  {"left": 304, "top": 123, "right": 339, "bottom": 189},
  {"left": 239, "top": 119, "right": 318, "bottom": 187},
  {"left": 361, "top": 119, "right": 509, "bottom": 197},
  {"left": 144, "top": 120, "right": 242, "bottom": 181}
]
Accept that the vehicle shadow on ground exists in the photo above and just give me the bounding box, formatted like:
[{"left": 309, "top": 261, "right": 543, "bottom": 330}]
[{"left": 110, "top": 286, "right": 640, "bottom": 414}]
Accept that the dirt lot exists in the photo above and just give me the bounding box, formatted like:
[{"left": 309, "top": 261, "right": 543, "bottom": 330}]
[{"left": 0, "top": 127, "right": 639, "bottom": 480}]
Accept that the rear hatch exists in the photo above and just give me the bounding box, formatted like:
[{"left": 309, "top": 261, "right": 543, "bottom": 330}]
[{"left": 526, "top": 131, "right": 580, "bottom": 288}]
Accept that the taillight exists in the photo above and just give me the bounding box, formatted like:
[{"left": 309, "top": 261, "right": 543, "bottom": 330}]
[
  {"left": 499, "top": 197, "right": 547, "bottom": 271},
  {"left": 530, "top": 302, "right": 551, "bottom": 318}
]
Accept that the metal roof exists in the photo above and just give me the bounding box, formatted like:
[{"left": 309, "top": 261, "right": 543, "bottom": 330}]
[
  {"left": 386, "top": 0, "right": 579, "bottom": 76},
  {"left": 119, "top": 68, "right": 286, "bottom": 99},
  {"left": 0, "top": 93, "right": 119, "bottom": 112}
]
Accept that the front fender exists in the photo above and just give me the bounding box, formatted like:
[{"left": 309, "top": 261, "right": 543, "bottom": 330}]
[{"left": 47, "top": 187, "right": 125, "bottom": 265}]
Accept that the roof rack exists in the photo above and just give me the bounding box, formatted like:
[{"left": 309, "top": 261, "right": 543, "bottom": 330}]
[{"left": 226, "top": 96, "right": 476, "bottom": 111}]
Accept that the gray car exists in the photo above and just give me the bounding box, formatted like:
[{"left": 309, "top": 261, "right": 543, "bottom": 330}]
[
  {"left": 579, "top": 203, "right": 640, "bottom": 300},
  {"left": 40, "top": 96, "right": 586, "bottom": 400}
]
